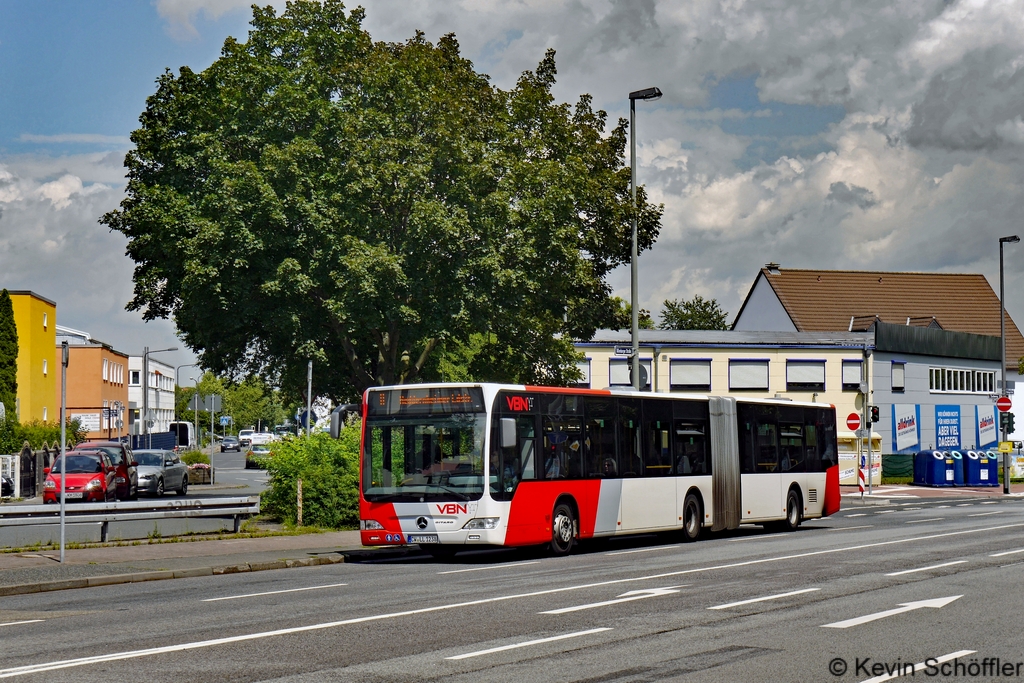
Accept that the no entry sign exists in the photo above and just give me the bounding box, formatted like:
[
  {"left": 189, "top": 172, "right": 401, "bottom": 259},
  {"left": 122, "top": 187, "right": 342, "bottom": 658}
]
[
  {"left": 997, "top": 396, "right": 1012, "bottom": 412},
  {"left": 846, "top": 413, "right": 861, "bottom": 431}
]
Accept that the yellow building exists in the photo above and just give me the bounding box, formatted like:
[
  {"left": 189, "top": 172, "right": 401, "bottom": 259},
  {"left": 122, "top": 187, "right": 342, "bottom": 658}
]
[{"left": 9, "top": 291, "right": 57, "bottom": 423}]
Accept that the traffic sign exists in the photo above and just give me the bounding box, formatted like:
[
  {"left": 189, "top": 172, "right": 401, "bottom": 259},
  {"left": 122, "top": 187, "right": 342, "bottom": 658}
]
[
  {"left": 846, "top": 413, "right": 861, "bottom": 431},
  {"left": 999, "top": 441, "right": 1014, "bottom": 454},
  {"left": 997, "top": 396, "right": 1012, "bottom": 412},
  {"left": 614, "top": 346, "right": 635, "bottom": 357},
  {"left": 854, "top": 428, "right": 870, "bottom": 438}
]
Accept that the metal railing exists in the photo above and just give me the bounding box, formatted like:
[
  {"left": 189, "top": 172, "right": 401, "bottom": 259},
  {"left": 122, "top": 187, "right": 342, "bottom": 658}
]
[{"left": 0, "top": 496, "right": 259, "bottom": 541}]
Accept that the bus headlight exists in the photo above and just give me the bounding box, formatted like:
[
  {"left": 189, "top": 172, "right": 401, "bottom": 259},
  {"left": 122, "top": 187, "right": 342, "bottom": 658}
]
[
  {"left": 462, "top": 517, "right": 499, "bottom": 530},
  {"left": 361, "top": 520, "right": 384, "bottom": 530}
]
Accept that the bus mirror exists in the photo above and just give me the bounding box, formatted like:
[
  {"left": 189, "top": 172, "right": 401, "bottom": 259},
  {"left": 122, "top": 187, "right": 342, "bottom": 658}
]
[
  {"left": 500, "top": 418, "right": 517, "bottom": 449},
  {"left": 330, "top": 409, "right": 342, "bottom": 439}
]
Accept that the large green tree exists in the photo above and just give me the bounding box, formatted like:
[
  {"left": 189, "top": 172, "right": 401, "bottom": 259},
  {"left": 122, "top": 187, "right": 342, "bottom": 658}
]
[
  {"left": 103, "top": 1, "right": 661, "bottom": 401},
  {"left": 658, "top": 295, "right": 729, "bottom": 331},
  {"left": 0, "top": 289, "right": 17, "bottom": 420}
]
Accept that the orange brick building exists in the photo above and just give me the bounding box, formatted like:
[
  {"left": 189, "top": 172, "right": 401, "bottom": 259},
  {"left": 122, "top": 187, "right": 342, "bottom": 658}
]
[{"left": 54, "top": 326, "right": 129, "bottom": 441}]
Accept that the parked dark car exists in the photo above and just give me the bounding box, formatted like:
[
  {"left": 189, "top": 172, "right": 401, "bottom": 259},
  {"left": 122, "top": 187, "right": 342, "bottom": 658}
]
[
  {"left": 134, "top": 450, "right": 189, "bottom": 496},
  {"left": 1, "top": 474, "right": 13, "bottom": 498},
  {"left": 43, "top": 452, "right": 117, "bottom": 503},
  {"left": 70, "top": 442, "right": 138, "bottom": 500},
  {"left": 220, "top": 436, "right": 241, "bottom": 453}
]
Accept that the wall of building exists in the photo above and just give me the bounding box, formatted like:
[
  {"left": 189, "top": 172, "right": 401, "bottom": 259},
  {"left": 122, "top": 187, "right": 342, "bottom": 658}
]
[
  {"left": 731, "top": 275, "right": 797, "bottom": 332},
  {"left": 870, "top": 351, "right": 1004, "bottom": 453},
  {"left": 128, "top": 357, "right": 176, "bottom": 434},
  {"left": 57, "top": 345, "right": 129, "bottom": 440},
  {"left": 9, "top": 292, "right": 56, "bottom": 422}
]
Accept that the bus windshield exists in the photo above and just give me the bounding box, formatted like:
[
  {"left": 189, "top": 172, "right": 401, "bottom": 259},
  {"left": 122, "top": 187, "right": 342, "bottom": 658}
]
[{"left": 363, "top": 414, "right": 487, "bottom": 502}]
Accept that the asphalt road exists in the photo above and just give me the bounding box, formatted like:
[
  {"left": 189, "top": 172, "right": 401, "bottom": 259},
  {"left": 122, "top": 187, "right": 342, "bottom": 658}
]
[{"left": 2, "top": 496, "right": 1024, "bottom": 682}]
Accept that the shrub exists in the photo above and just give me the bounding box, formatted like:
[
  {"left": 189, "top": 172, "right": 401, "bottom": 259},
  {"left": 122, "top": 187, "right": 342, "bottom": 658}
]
[
  {"left": 261, "top": 426, "right": 360, "bottom": 529},
  {"left": 180, "top": 450, "right": 210, "bottom": 466}
]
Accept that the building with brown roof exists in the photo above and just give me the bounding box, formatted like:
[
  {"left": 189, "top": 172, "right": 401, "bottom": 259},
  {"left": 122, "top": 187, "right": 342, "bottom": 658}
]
[
  {"left": 55, "top": 326, "right": 129, "bottom": 441},
  {"left": 733, "top": 264, "right": 1024, "bottom": 375}
]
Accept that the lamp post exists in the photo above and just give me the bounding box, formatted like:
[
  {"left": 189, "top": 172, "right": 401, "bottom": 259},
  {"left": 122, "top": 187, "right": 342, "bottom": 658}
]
[
  {"left": 999, "top": 235, "right": 1019, "bottom": 494},
  {"left": 629, "top": 86, "right": 662, "bottom": 390},
  {"left": 190, "top": 376, "right": 199, "bottom": 451},
  {"left": 142, "top": 346, "right": 177, "bottom": 447},
  {"left": 59, "top": 341, "right": 68, "bottom": 563}
]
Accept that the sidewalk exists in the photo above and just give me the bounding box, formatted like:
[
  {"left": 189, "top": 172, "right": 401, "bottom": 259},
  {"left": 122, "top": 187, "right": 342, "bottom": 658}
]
[
  {"left": 0, "top": 529, "right": 396, "bottom": 597},
  {"left": 840, "top": 482, "right": 1024, "bottom": 505}
]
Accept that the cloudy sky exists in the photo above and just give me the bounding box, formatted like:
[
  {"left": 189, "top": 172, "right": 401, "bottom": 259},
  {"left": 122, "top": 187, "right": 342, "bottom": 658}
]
[{"left": 3, "top": 0, "right": 1024, "bottom": 382}]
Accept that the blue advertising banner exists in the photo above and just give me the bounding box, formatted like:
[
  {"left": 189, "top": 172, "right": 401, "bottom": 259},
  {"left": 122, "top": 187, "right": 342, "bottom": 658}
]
[
  {"left": 935, "top": 404, "right": 961, "bottom": 450},
  {"left": 976, "top": 405, "right": 998, "bottom": 448}
]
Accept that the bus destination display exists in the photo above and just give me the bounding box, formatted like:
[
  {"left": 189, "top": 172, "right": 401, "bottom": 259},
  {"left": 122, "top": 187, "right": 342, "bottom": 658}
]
[{"left": 367, "top": 387, "right": 486, "bottom": 416}]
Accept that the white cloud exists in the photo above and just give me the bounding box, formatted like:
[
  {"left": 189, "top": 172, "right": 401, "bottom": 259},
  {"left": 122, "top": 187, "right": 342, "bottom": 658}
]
[
  {"left": 154, "top": 0, "right": 259, "bottom": 40},
  {"left": 18, "top": 133, "right": 131, "bottom": 145}
]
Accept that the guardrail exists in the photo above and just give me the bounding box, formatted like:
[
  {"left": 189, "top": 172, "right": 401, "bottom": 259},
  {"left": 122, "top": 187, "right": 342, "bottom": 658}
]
[{"left": 0, "top": 496, "right": 259, "bottom": 541}]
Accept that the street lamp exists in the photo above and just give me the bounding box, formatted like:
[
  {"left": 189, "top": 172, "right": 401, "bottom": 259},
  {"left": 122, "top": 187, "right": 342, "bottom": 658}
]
[
  {"left": 629, "top": 86, "right": 662, "bottom": 391},
  {"left": 142, "top": 346, "right": 178, "bottom": 445},
  {"left": 999, "top": 235, "right": 1019, "bottom": 494}
]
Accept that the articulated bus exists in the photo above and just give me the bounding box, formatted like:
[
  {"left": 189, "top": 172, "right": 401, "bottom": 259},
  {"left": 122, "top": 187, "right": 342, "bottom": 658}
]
[{"left": 347, "top": 383, "right": 840, "bottom": 556}]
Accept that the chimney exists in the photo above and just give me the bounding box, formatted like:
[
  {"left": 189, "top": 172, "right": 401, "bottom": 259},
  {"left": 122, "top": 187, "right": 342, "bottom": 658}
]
[{"left": 765, "top": 262, "right": 781, "bottom": 275}]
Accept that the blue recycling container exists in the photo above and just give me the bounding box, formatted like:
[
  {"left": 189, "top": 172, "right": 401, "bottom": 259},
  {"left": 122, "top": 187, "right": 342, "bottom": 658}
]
[
  {"left": 914, "top": 450, "right": 954, "bottom": 487},
  {"left": 948, "top": 451, "right": 965, "bottom": 486},
  {"left": 986, "top": 451, "right": 1003, "bottom": 485},
  {"left": 964, "top": 451, "right": 999, "bottom": 487}
]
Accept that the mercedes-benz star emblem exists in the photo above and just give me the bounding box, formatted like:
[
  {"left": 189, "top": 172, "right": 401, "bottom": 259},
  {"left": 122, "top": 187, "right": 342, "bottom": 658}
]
[{"left": 416, "top": 517, "right": 428, "bottom": 529}]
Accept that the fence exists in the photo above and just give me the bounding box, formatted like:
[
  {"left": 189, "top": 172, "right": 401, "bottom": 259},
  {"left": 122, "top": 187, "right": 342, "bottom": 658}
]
[
  {"left": 121, "top": 432, "right": 177, "bottom": 451},
  {"left": 1, "top": 446, "right": 53, "bottom": 500}
]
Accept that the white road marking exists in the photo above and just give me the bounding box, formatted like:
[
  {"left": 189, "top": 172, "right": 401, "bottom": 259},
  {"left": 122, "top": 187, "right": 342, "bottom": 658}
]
[
  {"left": 445, "top": 628, "right": 612, "bottom": 661},
  {"left": 708, "top": 588, "right": 820, "bottom": 610},
  {"left": 727, "top": 533, "right": 788, "bottom": 542},
  {"left": 859, "top": 649, "right": 976, "bottom": 683},
  {"left": 874, "top": 510, "right": 895, "bottom": 514},
  {"left": 3, "top": 524, "right": 1021, "bottom": 678},
  {"left": 844, "top": 513, "right": 868, "bottom": 518},
  {"left": 605, "top": 545, "right": 682, "bottom": 555},
  {"left": 990, "top": 548, "right": 1024, "bottom": 557},
  {"left": 906, "top": 518, "right": 945, "bottom": 524},
  {"left": 438, "top": 562, "right": 539, "bottom": 574},
  {"left": 0, "top": 620, "right": 43, "bottom": 628},
  {"left": 541, "top": 586, "right": 683, "bottom": 614},
  {"left": 968, "top": 511, "right": 1005, "bottom": 517},
  {"left": 202, "top": 583, "right": 348, "bottom": 602},
  {"left": 956, "top": 503, "right": 974, "bottom": 507},
  {"left": 823, "top": 596, "right": 962, "bottom": 629},
  {"left": 885, "top": 561, "right": 967, "bottom": 576},
  {"left": 980, "top": 501, "right": 999, "bottom": 505},
  {"left": 936, "top": 505, "right": 951, "bottom": 508},
  {"left": 828, "top": 525, "right": 873, "bottom": 532}
]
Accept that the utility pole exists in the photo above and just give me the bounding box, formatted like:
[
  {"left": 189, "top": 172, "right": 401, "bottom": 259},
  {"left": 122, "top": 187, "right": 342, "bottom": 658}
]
[{"left": 306, "top": 360, "right": 313, "bottom": 438}]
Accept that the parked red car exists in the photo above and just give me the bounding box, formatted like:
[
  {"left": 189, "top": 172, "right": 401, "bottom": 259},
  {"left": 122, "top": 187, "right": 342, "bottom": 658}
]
[
  {"left": 43, "top": 452, "right": 117, "bottom": 503},
  {"left": 70, "top": 442, "right": 138, "bottom": 500}
]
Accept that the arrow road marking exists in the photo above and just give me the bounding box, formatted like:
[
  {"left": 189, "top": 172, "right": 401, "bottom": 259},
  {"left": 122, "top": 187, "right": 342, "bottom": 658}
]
[
  {"left": 885, "top": 561, "right": 966, "bottom": 576},
  {"left": 822, "top": 596, "right": 962, "bottom": 629},
  {"left": 540, "top": 586, "right": 683, "bottom": 615},
  {"left": 708, "top": 588, "right": 820, "bottom": 610},
  {"left": 859, "top": 649, "right": 976, "bottom": 683}
]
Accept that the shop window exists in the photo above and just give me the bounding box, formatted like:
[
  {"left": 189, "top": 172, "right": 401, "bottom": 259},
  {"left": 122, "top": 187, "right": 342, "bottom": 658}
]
[
  {"left": 729, "top": 360, "right": 769, "bottom": 390},
  {"left": 670, "top": 359, "right": 711, "bottom": 392},
  {"left": 891, "top": 362, "right": 905, "bottom": 392},
  {"left": 786, "top": 360, "right": 825, "bottom": 392}
]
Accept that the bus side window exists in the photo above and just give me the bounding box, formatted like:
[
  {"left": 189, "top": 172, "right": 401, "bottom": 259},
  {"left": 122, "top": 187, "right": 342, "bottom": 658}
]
[
  {"left": 673, "top": 420, "right": 707, "bottom": 475},
  {"left": 584, "top": 397, "right": 618, "bottom": 478},
  {"left": 643, "top": 399, "right": 673, "bottom": 477},
  {"left": 519, "top": 417, "right": 537, "bottom": 482},
  {"left": 618, "top": 399, "right": 643, "bottom": 477},
  {"left": 737, "top": 404, "right": 756, "bottom": 474},
  {"left": 756, "top": 421, "right": 779, "bottom": 473}
]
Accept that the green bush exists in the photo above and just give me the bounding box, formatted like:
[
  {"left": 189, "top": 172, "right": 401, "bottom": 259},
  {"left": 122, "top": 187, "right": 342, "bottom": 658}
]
[
  {"left": 180, "top": 450, "right": 210, "bottom": 466},
  {"left": 0, "top": 418, "right": 84, "bottom": 454},
  {"left": 261, "top": 427, "right": 360, "bottom": 529}
]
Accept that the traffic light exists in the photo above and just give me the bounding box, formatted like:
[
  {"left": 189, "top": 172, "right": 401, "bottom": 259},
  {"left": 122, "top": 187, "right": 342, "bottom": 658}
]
[
  {"left": 869, "top": 405, "right": 880, "bottom": 425},
  {"left": 1003, "top": 412, "right": 1016, "bottom": 434}
]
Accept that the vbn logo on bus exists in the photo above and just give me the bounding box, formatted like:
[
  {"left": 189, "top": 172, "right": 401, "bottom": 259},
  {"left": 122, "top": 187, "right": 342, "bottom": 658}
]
[{"left": 436, "top": 504, "right": 467, "bottom": 515}]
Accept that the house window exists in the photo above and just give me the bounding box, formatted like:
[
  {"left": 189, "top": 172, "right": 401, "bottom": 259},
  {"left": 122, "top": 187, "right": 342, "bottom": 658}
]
[
  {"left": 102, "top": 359, "right": 109, "bottom": 381},
  {"left": 575, "top": 360, "right": 591, "bottom": 389},
  {"left": 729, "top": 360, "right": 769, "bottom": 390},
  {"left": 42, "top": 359, "right": 47, "bottom": 376},
  {"left": 609, "top": 358, "right": 652, "bottom": 390},
  {"left": 891, "top": 362, "right": 906, "bottom": 392},
  {"left": 928, "top": 366, "right": 994, "bottom": 394},
  {"left": 42, "top": 312, "right": 47, "bottom": 329},
  {"left": 786, "top": 360, "right": 825, "bottom": 392},
  {"left": 130, "top": 370, "right": 140, "bottom": 386},
  {"left": 42, "top": 406, "right": 47, "bottom": 421},
  {"left": 842, "top": 360, "right": 862, "bottom": 391},
  {"left": 670, "top": 359, "right": 712, "bottom": 391}
]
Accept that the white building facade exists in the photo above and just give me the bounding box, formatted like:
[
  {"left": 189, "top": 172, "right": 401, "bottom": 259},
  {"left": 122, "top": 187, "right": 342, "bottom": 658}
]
[{"left": 128, "top": 356, "right": 176, "bottom": 434}]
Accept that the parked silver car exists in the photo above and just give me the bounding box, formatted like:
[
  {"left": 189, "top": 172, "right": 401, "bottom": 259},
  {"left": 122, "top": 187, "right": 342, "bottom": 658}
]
[{"left": 134, "top": 450, "right": 189, "bottom": 497}]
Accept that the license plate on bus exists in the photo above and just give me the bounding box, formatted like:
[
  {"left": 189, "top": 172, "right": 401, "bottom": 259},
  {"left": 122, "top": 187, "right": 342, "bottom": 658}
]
[
  {"left": 63, "top": 492, "right": 83, "bottom": 499},
  {"left": 406, "top": 534, "right": 439, "bottom": 544}
]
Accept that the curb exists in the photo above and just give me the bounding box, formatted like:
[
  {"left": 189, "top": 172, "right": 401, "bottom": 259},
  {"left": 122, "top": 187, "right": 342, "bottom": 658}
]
[{"left": 0, "top": 553, "right": 348, "bottom": 597}]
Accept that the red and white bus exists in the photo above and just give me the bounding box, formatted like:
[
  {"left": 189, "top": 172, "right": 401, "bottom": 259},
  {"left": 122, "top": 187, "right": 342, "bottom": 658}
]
[{"left": 349, "top": 384, "right": 840, "bottom": 556}]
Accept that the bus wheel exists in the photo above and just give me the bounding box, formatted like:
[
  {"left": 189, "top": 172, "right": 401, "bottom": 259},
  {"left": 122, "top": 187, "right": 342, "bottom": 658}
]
[
  {"left": 681, "top": 493, "right": 702, "bottom": 542},
  {"left": 550, "top": 503, "right": 576, "bottom": 556},
  {"left": 781, "top": 489, "right": 802, "bottom": 531}
]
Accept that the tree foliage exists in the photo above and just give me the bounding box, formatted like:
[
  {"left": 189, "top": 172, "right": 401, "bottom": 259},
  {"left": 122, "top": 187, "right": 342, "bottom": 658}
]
[
  {"left": 176, "top": 372, "right": 286, "bottom": 433},
  {"left": 103, "top": 1, "right": 661, "bottom": 402},
  {"left": 0, "top": 289, "right": 17, "bottom": 420},
  {"left": 658, "top": 295, "right": 729, "bottom": 331}
]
